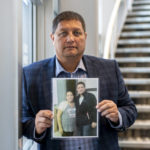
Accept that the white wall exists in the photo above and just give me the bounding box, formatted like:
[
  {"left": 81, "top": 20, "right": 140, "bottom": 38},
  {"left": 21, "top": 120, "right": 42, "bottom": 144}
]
[
  {"left": 36, "top": 0, "right": 55, "bottom": 60},
  {"left": 59, "top": 0, "right": 99, "bottom": 56},
  {"left": 100, "top": 0, "right": 116, "bottom": 50},
  {"left": 0, "top": 0, "right": 22, "bottom": 150}
]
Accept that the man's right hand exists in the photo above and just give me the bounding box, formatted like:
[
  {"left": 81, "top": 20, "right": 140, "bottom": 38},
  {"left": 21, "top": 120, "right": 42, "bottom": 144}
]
[{"left": 35, "top": 110, "right": 53, "bottom": 135}]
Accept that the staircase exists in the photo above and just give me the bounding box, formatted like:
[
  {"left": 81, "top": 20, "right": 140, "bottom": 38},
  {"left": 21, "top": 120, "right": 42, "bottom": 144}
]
[{"left": 115, "top": 0, "right": 150, "bottom": 149}]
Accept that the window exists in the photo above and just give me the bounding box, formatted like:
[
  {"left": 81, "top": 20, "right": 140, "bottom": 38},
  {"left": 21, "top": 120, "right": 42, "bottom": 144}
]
[
  {"left": 22, "top": 0, "right": 33, "bottom": 66},
  {"left": 22, "top": 1, "right": 38, "bottom": 150}
]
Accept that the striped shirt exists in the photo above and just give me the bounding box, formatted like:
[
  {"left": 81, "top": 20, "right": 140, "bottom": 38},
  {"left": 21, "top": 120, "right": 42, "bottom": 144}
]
[{"left": 55, "top": 58, "right": 87, "bottom": 78}]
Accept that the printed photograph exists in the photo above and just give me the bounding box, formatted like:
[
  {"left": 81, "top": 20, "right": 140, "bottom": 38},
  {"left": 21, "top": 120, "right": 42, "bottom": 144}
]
[{"left": 52, "top": 78, "right": 99, "bottom": 138}]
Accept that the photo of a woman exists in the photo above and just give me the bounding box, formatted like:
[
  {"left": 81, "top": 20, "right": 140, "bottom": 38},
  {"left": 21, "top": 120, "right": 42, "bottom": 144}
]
[{"left": 57, "top": 91, "right": 76, "bottom": 136}]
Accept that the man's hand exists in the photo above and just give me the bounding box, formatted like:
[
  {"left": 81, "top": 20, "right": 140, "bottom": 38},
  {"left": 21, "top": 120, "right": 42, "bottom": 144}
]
[
  {"left": 91, "top": 122, "right": 97, "bottom": 128},
  {"left": 96, "top": 100, "right": 119, "bottom": 124},
  {"left": 35, "top": 110, "right": 53, "bottom": 135}
]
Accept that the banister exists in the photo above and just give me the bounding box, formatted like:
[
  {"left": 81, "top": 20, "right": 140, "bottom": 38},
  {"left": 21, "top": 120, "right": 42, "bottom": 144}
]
[{"left": 103, "top": 0, "right": 121, "bottom": 59}]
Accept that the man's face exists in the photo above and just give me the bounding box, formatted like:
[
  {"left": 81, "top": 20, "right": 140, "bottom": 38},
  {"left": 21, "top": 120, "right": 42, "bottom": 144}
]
[
  {"left": 76, "top": 84, "right": 85, "bottom": 95},
  {"left": 51, "top": 20, "right": 87, "bottom": 61}
]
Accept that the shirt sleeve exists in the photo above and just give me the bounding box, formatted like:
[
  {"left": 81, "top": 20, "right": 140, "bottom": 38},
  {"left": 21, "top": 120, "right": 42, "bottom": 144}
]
[
  {"left": 33, "top": 127, "right": 47, "bottom": 141},
  {"left": 108, "top": 111, "right": 123, "bottom": 129},
  {"left": 58, "top": 101, "right": 68, "bottom": 111}
]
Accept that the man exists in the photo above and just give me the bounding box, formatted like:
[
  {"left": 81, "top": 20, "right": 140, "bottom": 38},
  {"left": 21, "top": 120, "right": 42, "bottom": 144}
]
[
  {"left": 75, "top": 82, "right": 97, "bottom": 136},
  {"left": 22, "top": 11, "right": 137, "bottom": 150}
]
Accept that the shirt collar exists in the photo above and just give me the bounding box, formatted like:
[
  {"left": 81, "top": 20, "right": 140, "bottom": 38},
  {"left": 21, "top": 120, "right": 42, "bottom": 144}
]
[{"left": 55, "top": 57, "right": 86, "bottom": 77}]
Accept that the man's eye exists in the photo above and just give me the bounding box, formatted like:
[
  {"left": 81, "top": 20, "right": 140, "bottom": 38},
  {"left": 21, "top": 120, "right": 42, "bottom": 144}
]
[
  {"left": 59, "top": 32, "right": 67, "bottom": 36},
  {"left": 74, "top": 31, "right": 82, "bottom": 36}
]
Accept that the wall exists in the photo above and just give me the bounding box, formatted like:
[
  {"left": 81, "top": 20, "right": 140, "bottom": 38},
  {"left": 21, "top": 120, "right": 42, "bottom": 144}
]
[
  {"left": 100, "top": 0, "right": 116, "bottom": 55},
  {"left": 0, "top": 0, "right": 22, "bottom": 150},
  {"left": 36, "top": 0, "right": 55, "bottom": 60},
  {"left": 99, "top": 0, "right": 131, "bottom": 58}
]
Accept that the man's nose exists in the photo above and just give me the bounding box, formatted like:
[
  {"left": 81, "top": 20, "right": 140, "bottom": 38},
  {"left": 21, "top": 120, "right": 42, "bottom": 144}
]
[{"left": 66, "top": 33, "right": 75, "bottom": 42}]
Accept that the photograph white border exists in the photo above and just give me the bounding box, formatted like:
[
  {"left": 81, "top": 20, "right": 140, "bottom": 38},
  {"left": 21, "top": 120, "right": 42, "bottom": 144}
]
[{"left": 52, "top": 78, "right": 99, "bottom": 139}]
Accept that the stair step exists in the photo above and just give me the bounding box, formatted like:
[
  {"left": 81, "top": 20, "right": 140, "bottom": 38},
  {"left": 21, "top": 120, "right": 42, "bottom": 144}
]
[
  {"left": 123, "top": 24, "right": 150, "bottom": 30},
  {"left": 118, "top": 39, "right": 150, "bottom": 45},
  {"left": 116, "top": 57, "right": 150, "bottom": 63},
  {"left": 132, "top": 5, "right": 150, "bottom": 11},
  {"left": 130, "top": 120, "right": 150, "bottom": 129},
  {"left": 133, "top": 0, "right": 150, "bottom": 5},
  {"left": 121, "top": 72, "right": 150, "bottom": 79},
  {"left": 119, "top": 138, "right": 150, "bottom": 148},
  {"left": 116, "top": 2, "right": 150, "bottom": 149},
  {"left": 120, "top": 67, "right": 150, "bottom": 73},
  {"left": 129, "top": 91, "right": 150, "bottom": 98},
  {"left": 126, "top": 17, "right": 150, "bottom": 23},
  {"left": 128, "top": 11, "right": 150, "bottom": 17},
  {"left": 120, "top": 31, "right": 150, "bottom": 38},
  {"left": 136, "top": 105, "right": 150, "bottom": 113},
  {"left": 124, "top": 78, "right": 150, "bottom": 85},
  {"left": 117, "top": 48, "right": 150, "bottom": 53},
  {"left": 120, "top": 129, "right": 150, "bottom": 140}
]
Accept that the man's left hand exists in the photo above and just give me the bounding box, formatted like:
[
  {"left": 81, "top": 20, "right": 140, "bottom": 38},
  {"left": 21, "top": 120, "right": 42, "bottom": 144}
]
[{"left": 96, "top": 100, "right": 119, "bottom": 124}]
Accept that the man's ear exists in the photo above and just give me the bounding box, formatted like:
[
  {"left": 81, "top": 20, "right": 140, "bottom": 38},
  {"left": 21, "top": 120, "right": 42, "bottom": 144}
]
[
  {"left": 50, "top": 33, "right": 55, "bottom": 40},
  {"left": 50, "top": 33, "right": 55, "bottom": 45}
]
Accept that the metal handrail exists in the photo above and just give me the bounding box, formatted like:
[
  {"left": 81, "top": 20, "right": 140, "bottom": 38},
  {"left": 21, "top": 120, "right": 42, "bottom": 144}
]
[{"left": 103, "top": 0, "right": 121, "bottom": 59}]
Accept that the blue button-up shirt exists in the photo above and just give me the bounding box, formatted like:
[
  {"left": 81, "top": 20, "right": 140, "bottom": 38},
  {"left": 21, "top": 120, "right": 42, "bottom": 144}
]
[{"left": 55, "top": 58, "right": 87, "bottom": 78}]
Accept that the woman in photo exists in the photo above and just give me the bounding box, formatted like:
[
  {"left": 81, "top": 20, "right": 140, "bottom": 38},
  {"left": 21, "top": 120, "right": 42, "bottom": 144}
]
[{"left": 57, "top": 91, "right": 76, "bottom": 136}]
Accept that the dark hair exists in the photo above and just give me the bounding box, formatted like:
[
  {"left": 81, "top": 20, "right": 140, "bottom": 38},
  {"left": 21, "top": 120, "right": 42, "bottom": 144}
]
[
  {"left": 52, "top": 11, "right": 86, "bottom": 34},
  {"left": 76, "top": 82, "right": 85, "bottom": 88},
  {"left": 66, "top": 91, "right": 74, "bottom": 95}
]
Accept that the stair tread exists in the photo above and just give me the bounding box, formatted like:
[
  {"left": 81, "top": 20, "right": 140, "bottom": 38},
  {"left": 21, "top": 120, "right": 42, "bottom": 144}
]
[
  {"left": 126, "top": 17, "right": 150, "bottom": 22},
  {"left": 121, "top": 31, "right": 150, "bottom": 37},
  {"left": 136, "top": 105, "right": 150, "bottom": 112},
  {"left": 116, "top": 57, "right": 150, "bottom": 62},
  {"left": 129, "top": 90, "right": 150, "bottom": 97},
  {"left": 128, "top": 11, "right": 150, "bottom": 16},
  {"left": 120, "top": 138, "right": 150, "bottom": 141},
  {"left": 133, "top": 119, "right": 150, "bottom": 124},
  {"left": 130, "top": 120, "right": 150, "bottom": 129},
  {"left": 118, "top": 39, "right": 150, "bottom": 45},
  {"left": 119, "top": 137, "right": 150, "bottom": 148},
  {"left": 133, "top": 5, "right": 150, "bottom": 10},
  {"left": 117, "top": 47, "right": 150, "bottom": 53},
  {"left": 124, "top": 78, "right": 150, "bottom": 84},
  {"left": 124, "top": 24, "right": 150, "bottom": 29},
  {"left": 120, "top": 67, "right": 150, "bottom": 73},
  {"left": 133, "top": 1, "right": 150, "bottom": 5}
]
